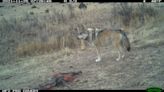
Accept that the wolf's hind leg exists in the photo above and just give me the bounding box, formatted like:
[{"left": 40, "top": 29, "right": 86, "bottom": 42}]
[
  {"left": 117, "top": 43, "right": 126, "bottom": 61},
  {"left": 122, "top": 54, "right": 125, "bottom": 58},
  {"left": 121, "top": 48, "right": 125, "bottom": 59},
  {"left": 113, "top": 39, "right": 122, "bottom": 61},
  {"left": 112, "top": 38, "right": 121, "bottom": 61},
  {"left": 120, "top": 40, "right": 126, "bottom": 59}
]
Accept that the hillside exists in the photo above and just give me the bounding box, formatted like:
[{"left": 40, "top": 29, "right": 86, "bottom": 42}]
[{"left": 0, "top": 3, "right": 164, "bottom": 90}]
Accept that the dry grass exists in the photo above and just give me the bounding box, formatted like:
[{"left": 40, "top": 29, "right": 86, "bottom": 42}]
[
  {"left": 0, "top": 3, "right": 164, "bottom": 89},
  {"left": 110, "top": 3, "right": 159, "bottom": 29},
  {"left": 0, "top": 3, "right": 161, "bottom": 64},
  {"left": 16, "top": 33, "right": 80, "bottom": 57}
]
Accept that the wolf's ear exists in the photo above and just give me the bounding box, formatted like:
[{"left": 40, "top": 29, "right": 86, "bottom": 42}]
[
  {"left": 120, "top": 28, "right": 124, "bottom": 31},
  {"left": 87, "top": 28, "right": 94, "bottom": 31},
  {"left": 120, "top": 28, "right": 129, "bottom": 35},
  {"left": 95, "top": 28, "right": 102, "bottom": 32},
  {"left": 95, "top": 28, "right": 103, "bottom": 32}
]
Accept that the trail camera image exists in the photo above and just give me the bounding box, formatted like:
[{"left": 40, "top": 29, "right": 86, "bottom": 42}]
[{"left": 0, "top": 1, "right": 164, "bottom": 90}]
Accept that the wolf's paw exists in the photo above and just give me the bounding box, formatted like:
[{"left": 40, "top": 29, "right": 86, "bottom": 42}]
[
  {"left": 116, "top": 58, "right": 120, "bottom": 61},
  {"left": 95, "top": 57, "right": 101, "bottom": 62},
  {"left": 122, "top": 55, "right": 125, "bottom": 58}
]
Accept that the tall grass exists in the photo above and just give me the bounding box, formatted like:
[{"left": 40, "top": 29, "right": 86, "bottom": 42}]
[
  {"left": 110, "top": 3, "right": 159, "bottom": 29},
  {"left": 0, "top": 3, "right": 160, "bottom": 64}
]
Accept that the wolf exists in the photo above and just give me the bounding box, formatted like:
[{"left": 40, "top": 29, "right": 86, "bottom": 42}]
[{"left": 77, "top": 27, "right": 131, "bottom": 62}]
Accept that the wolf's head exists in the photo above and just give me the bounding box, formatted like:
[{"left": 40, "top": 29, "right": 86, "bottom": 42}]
[
  {"left": 77, "top": 32, "right": 88, "bottom": 40},
  {"left": 76, "top": 27, "right": 104, "bottom": 50},
  {"left": 77, "top": 27, "right": 103, "bottom": 41}
]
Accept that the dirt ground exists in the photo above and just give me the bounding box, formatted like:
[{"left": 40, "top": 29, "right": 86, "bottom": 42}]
[{"left": 0, "top": 39, "right": 164, "bottom": 90}]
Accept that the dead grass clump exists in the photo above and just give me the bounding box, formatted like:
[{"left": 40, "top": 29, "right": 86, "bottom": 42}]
[
  {"left": 68, "top": 4, "right": 76, "bottom": 19},
  {"left": 45, "top": 9, "right": 49, "bottom": 13},
  {"left": 16, "top": 32, "right": 80, "bottom": 57},
  {"left": 111, "top": 3, "right": 158, "bottom": 28},
  {"left": 51, "top": 9, "right": 66, "bottom": 24},
  {"left": 0, "top": 5, "right": 4, "bottom": 8},
  {"left": 29, "top": 11, "right": 34, "bottom": 15},
  {"left": 16, "top": 41, "right": 42, "bottom": 57},
  {"left": 78, "top": 3, "right": 87, "bottom": 10},
  {"left": 31, "top": 5, "right": 37, "bottom": 9}
]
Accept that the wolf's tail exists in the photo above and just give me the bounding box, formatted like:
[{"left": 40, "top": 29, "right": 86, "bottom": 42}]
[{"left": 119, "top": 29, "right": 131, "bottom": 51}]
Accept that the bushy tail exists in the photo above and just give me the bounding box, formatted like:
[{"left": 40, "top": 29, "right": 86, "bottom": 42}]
[{"left": 120, "top": 29, "right": 131, "bottom": 51}]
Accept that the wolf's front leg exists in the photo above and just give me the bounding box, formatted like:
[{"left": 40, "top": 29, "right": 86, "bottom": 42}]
[
  {"left": 95, "top": 56, "right": 102, "bottom": 62},
  {"left": 93, "top": 43, "right": 102, "bottom": 62},
  {"left": 116, "top": 50, "right": 121, "bottom": 61},
  {"left": 121, "top": 47, "right": 126, "bottom": 59}
]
